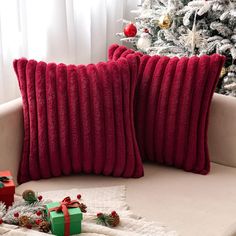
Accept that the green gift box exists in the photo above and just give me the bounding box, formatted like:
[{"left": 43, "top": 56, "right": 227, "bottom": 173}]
[{"left": 46, "top": 201, "right": 83, "bottom": 236}]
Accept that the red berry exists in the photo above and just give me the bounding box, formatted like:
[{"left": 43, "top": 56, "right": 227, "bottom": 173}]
[
  {"left": 38, "top": 195, "right": 43, "bottom": 201},
  {"left": 36, "top": 211, "right": 42, "bottom": 216},
  {"left": 97, "top": 212, "right": 103, "bottom": 218},
  {"left": 0, "top": 218, "right": 3, "bottom": 224},
  {"left": 123, "top": 23, "right": 137, "bottom": 37},
  {"left": 35, "top": 219, "right": 42, "bottom": 225},
  {"left": 14, "top": 212, "right": 19, "bottom": 218},
  {"left": 26, "top": 224, "right": 32, "bottom": 229},
  {"left": 111, "top": 211, "right": 117, "bottom": 217},
  {"left": 144, "top": 28, "right": 149, "bottom": 33},
  {"left": 77, "top": 194, "right": 81, "bottom": 200}
]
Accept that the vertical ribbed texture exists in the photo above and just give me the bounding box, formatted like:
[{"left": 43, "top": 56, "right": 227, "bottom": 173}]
[
  {"left": 108, "top": 44, "right": 225, "bottom": 174},
  {"left": 14, "top": 56, "right": 143, "bottom": 184},
  {"left": 25, "top": 61, "right": 40, "bottom": 180},
  {"left": 67, "top": 65, "right": 81, "bottom": 173},
  {"left": 45, "top": 63, "right": 61, "bottom": 177},
  {"left": 35, "top": 62, "right": 51, "bottom": 179}
]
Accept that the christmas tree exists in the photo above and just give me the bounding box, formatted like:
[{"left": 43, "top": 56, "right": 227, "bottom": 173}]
[{"left": 118, "top": 0, "right": 236, "bottom": 96}]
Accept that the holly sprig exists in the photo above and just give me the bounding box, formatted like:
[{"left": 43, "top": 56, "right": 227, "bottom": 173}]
[
  {"left": 0, "top": 176, "right": 12, "bottom": 188},
  {"left": 95, "top": 211, "right": 120, "bottom": 227}
]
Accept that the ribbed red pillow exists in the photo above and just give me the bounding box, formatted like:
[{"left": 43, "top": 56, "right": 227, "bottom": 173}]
[
  {"left": 14, "top": 56, "right": 143, "bottom": 183},
  {"left": 109, "top": 44, "right": 225, "bottom": 174}
]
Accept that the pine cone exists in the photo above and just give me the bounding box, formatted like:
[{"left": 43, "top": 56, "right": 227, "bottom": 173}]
[
  {"left": 18, "top": 215, "right": 30, "bottom": 227},
  {"left": 107, "top": 211, "right": 120, "bottom": 227},
  {"left": 79, "top": 203, "right": 87, "bottom": 213},
  {"left": 39, "top": 220, "right": 51, "bottom": 233}
]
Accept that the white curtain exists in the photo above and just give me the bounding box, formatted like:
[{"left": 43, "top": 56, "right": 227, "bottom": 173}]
[{"left": 0, "top": 0, "right": 138, "bottom": 104}]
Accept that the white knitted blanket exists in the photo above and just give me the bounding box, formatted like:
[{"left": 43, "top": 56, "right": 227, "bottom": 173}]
[{"left": 0, "top": 186, "right": 178, "bottom": 236}]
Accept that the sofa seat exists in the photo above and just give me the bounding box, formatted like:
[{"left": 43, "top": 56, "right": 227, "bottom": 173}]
[{"left": 16, "top": 162, "right": 236, "bottom": 236}]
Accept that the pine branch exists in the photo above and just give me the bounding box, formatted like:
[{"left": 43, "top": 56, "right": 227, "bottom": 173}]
[
  {"left": 219, "top": 43, "right": 233, "bottom": 53},
  {"left": 3, "top": 200, "right": 50, "bottom": 224},
  {"left": 183, "top": 9, "right": 195, "bottom": 26},
  {"left": 197, "top": 2, "right": 211, "bottom": 16},
  {"left": 230, "top": 47, "right": 236, "bottom": 60},
  {"left": 0, "top": 202, "right": 6, "bottom": 218},
  {"left": 210, "top": 22, "right": 232, "bottom": 37}
]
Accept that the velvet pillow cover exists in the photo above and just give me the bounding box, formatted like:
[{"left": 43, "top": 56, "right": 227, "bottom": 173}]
[
  {"left": 109, "top": 44, "right": 225, "bottom": 174},
  {"left": 14, "top": 56, "right": 143, "bottom": 184}
]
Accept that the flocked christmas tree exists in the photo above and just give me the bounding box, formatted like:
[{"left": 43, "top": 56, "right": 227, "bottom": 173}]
[{"left": 118, "top": 0, "right": 236, "bottom": 96}]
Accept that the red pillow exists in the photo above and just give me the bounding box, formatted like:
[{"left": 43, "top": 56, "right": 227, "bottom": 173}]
[
  {"left": 109, "top": 44, "right": 225, "bottom": 174},
  {"left": 14, "top": 56, "right": 143, "bottom": 183}
]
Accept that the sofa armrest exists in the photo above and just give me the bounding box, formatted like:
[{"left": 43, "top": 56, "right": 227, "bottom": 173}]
[
  {"left": 208, "top": 93, "right": 236, "bottom": 168},
  {"left": 0, "top": 98, "right": 23, "bottom": 183}
]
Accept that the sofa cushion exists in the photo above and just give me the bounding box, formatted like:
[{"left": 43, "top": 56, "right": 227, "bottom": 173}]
[
  {"left": 13, "top": 56, "right": 143, "bottom": 184},
  {"left": 16, "top": 162, "right": 236, "bottom": 236},
  {"left": 108, "top": 44, "right": 225, "bottom": 174}
]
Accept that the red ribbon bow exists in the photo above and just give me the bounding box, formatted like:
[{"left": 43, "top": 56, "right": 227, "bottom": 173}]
[{"left": 49, "top": 197, "right": 80, "bottom": 236}]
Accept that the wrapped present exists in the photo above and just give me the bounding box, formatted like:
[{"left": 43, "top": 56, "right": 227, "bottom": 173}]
[
  {"left": 46, "top": 197, "right": 83, "bottom": 236},
  {"left": 0, "top": 170, "right": 15, "bottom": 207}
]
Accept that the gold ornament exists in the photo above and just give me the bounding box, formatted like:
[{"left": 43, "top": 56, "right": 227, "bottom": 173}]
[
  {"left": 220, "top": 67, "right": 227, "bottom": 78},
  {"left": 158, "top": 13, "right": 172, "bottom": 29}
]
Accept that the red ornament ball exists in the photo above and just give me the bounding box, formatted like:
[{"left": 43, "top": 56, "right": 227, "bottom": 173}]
[
  {"left": 38, "top": 195, "right": 43, "bottom": 201},
  {"left": 0, "top": 218, "right": 3, "bottom": 224},
  {"left": 14, "top": 212, "right": 19, "bottom": 218},
  {"left": 36, "top": 211, "right": 42, "bottom": 216},
  {"left": 123, "top": 23, "right": 137, "bottom": 37},
  {"left": 77, "top": 194, "right": 81, "bottom": 200}
]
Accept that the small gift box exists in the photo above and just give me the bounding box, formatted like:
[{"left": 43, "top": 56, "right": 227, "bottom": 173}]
[
  {"left": 46, "top": 197, "right": 83, "bottom": 236},
  {"left": 0, "top": 170, "right": 15, "bottom": 207}
]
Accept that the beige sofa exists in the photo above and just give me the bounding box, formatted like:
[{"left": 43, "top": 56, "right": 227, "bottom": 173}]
[{"left": 1, "top": 93, "right": 236, "bottom": 236}]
